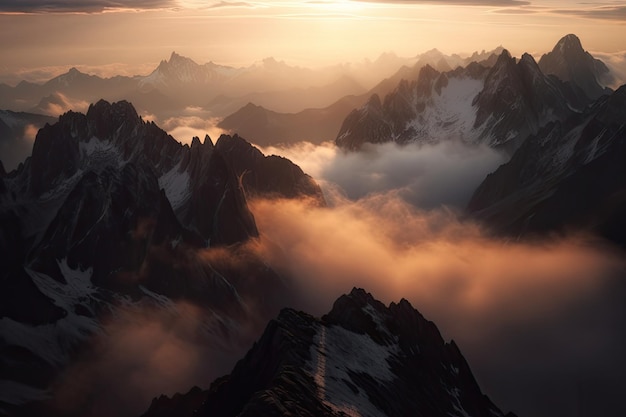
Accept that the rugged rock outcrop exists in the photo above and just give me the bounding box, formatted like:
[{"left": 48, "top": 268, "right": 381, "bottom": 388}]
[
  {"left": 336, "top": 36, "right": 608, "bottom": 152},
  {"left": 214, "top": 133, "right": 325, "bottom": 203},
  {"left": 143, "top": 288, "right": 517, "bottom": 417},
  {"left": 468, "top": 85, "right": 626, "bottom": 246},
  {"left": 538, "top": 34, "right": 613, "bottom": 100},
  {"left": 0, "top": 100, "right": 321, "bottom": 415}
]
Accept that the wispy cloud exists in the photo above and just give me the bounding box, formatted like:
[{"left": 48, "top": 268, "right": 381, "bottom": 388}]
[
  {"left": 488, "top": 1, "right": 626, "bottom": 22},
  {"left": 354, "top": 0, "right": 531, "bottom": 6},
  {"left": 557, "top": 4, "right": 626, "bottom": 21},
  {"left": 207, "top": 1, "right": 257, "bottom": 8},
  {"left": 0, "top": 0, "right": 535, "bottom": 14},
  {"left": 0, "top": 0, "right": 175, "bottom": 13}
]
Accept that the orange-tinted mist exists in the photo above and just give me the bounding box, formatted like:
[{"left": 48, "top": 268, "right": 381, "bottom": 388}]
[
  {"left": 250, "top": 195, "right": 620, "bottom": 325},
  {"left": 247, "top": 193, "right": 626, "bottom": 417},
  {"left": 47, "top": 301, "right": 247, "bottom": 417}
]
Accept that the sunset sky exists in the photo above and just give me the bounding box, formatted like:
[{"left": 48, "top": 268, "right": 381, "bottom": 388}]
[{"left": 1, "top": 0, "right": 626, "bottom": 84}]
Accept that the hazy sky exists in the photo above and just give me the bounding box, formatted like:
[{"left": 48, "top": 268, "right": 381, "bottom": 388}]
[{"left": 1, "top": 0, "right": 626, "bottom": 82}]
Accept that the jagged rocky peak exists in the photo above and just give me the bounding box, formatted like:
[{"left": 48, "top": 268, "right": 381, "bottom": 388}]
[
  {"left": 47, "top": 66, "right": 87, "bottom": 86},
  {"left": 158, "top": 51, "right": 193, "bottom": 68},
  {"left": 416, "top": 48, "right": 452, "bottom": 72},
  {"left": 556, "top": 33, "right": 583, "bottom": 52},
  {"left": 538, "top": 34, "right": 613, "bottom": 99},
  {"left": 518, "top": 53, "right": 550, "bottom": 88},
  {"left": 519, "top": 52, "right": 539, "bottom": 68},
  {"left": 336, "top": 41, "right": 593, "bottom": 153},
  {"left": 472, "top": 46, "right": 583, "bottom": 150},
  {"left": 468, "top": 84, "right": 626, "bottom": 246},
  {"left": 415, "top": 64, "right": 441, "bottom": 96},
  {"left": 0, "top": 97, "right": 326, "bottom": 415},
  {"left": 87, "top": 98, "right": 141, "bottom": 135},
  {"left": 599, "top": 83, "right": 626, "bottom": 124},
  {"left": 28, "top": 111, "right": 84, "bottom": 195},
  {"left": 169, "top": 50, "right": 185, "bottom": 62},
  {"left": 324, "top": 288, "right": 445, "bottom": 347},
  {"left": 66, "top": 67, "right": 82, "bottom": 77},
  {"left": 366, "top": 92, "right": 383, "bottom": 111},
  {"left": 336, "top": 93, "right": 393, "bottom": 150},
  {"left": 28, "top": 99, "right": 183, "bottom": 185},
  {"left": 150, "top": 287, "right": 515, "bottom": 417},
  {"left": 214, "top": 133, "right": 325, "bottom": 202},
  {"left": 190, "top": 135, "right": 202, "bottom": 148},
  {"left": 488, "top": 49, "right": 516, "bottom": 79}
]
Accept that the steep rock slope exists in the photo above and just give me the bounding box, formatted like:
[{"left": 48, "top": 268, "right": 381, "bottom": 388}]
[
  {"left": 335, "top": 35, "right": 610, "bottom": 152},
  {"left": 214, "top": 133, "right": 324, "bottom": 203},
  {"left": 336, "top": 50, "right": 587, "bottom": 152},
  {"left": 538, "top": 34, "right": 613, "bottom": 100},
  {"left": 0, "top": 110, "right": 56, "bottom": 171},
  {"left": 467, "top": 85, "right": 626, "bottom": 246},
  {"left": 0, "top": 100, "right": 320, "bottom": 415},
  {"left": 215, "top": 47, "right": 505, "bottom": 148},
  {"left": 143, "top": 288, "right": 517, "bottom": 417},
  {"left": 217, "top": 96, "right": 363, "bottom": 146}
]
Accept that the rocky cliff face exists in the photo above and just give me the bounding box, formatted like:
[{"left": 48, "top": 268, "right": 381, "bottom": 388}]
[
  {"left": 538, "top": 34, "right": 613, "bottom": 100},
  {"left": 336, "top": 48, "right": 589, "bottom": 152},
  {"left": 335, "top": 35, "right": 614, "bottom": 153},
  {"left": 143, "top": 288, "right": 517, "bottom": 417},
  {"left": 0, "top": 100, "right": 322, "bottom": 415},
  {"left": 468, "top": 85, "right": 626, "bottom": 247},
  {"left": 214, "top": 133, "right": 325, "bottom": 203}
]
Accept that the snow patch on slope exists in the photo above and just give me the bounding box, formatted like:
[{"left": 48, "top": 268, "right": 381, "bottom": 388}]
[
  {"left": 79, "top": 136, "right": 124, "bottom": 172},
  {"left": 307, "top": 323, "right": 398, "bottom": 417},
  {"left": 0, "top": 261, "right": 100, "bottom": 367},
  {"left": 158, "top": 163, "right": 191, "bottom": 211},
  {"left": 408, "top": 77, "right": 484, "bottom": 143},
  {"left": 38, "top": 168, "right": 84, "bottom": 202},
  {"left": 549, "top": 124, "right": 583, "bottom": 169}
]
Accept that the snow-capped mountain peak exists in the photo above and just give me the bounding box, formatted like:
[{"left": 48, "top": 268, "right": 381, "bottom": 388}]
[
  {"left": 150, "top": 288, "right": 514, "bottom": 417},
  {"left": 336, "top": 36, "right": 607, "bottom": 152}
]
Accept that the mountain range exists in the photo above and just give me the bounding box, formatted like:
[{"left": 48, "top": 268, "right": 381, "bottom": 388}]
[
  {"left": 1, "top": 33, "right": 625, "bottom": 417},
  {"left": 217, "top": 47, "right": 506, "bottom": 146},
  {"left": 330, "top": 34, "right": 626, "bottom": 247},
  {"left": 335, "top": 34, "right": 604, "bottom": 152},
  {"left": 0, "top": 100, "right": 521, "bottom": 417},
  {"left": 0, "top": 46, "right": 509, "bottom": 152},
  {"left": 467, "top": 84, "right": 626, "bottom": 247},
  {"left": 142, "top": 288, "right": 517, "bottom": 417},
  {"left": 0, "top": 99, "right": 320, "bottom": 416},
  {"left": 0, "top": 110, "right": 56, "bottom": 171}
]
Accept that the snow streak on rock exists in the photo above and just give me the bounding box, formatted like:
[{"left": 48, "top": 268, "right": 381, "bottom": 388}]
[{"left": 308, "top": 322, "right": 398, "bottom": 417}]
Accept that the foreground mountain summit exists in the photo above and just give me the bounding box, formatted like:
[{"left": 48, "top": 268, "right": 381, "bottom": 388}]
[{"left": 144, "top": 288, "right": 516, "bottom": 417}]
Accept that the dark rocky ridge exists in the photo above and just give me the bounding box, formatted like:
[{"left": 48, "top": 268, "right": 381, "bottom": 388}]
[
  {"left": 538, "top": 34, "right": 613, "bottom": 100},
  {"left": 0, "top": 99, "right": 322, "bottom": 415},
  {"left": 468, "top": 85, "right": 626, "bottom": 247},
  {"left": 214, "top": 133, "right": 325, "bottom": 203},
  {"left": 336, "top": 50, "right": 587, "bottom": 152},
  {"left": 0, "top": 110, "right": 56, "bottom": 172},
  {"left": 472, "top": 50, "right": 586, "bottom": 151},
  {"left": 335, "top": 35, "right": 608, "bottom": 153},
  {"left": 216, "top": 96, "right": 363, "bottom": 147},
  {"left": 143, "top": 288, "right": 517, "bottom": 417}
]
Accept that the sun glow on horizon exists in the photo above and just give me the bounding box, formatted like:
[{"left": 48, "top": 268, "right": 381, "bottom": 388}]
[{"left": 1, "top": 0, "right": 626, "bottom": 81}]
